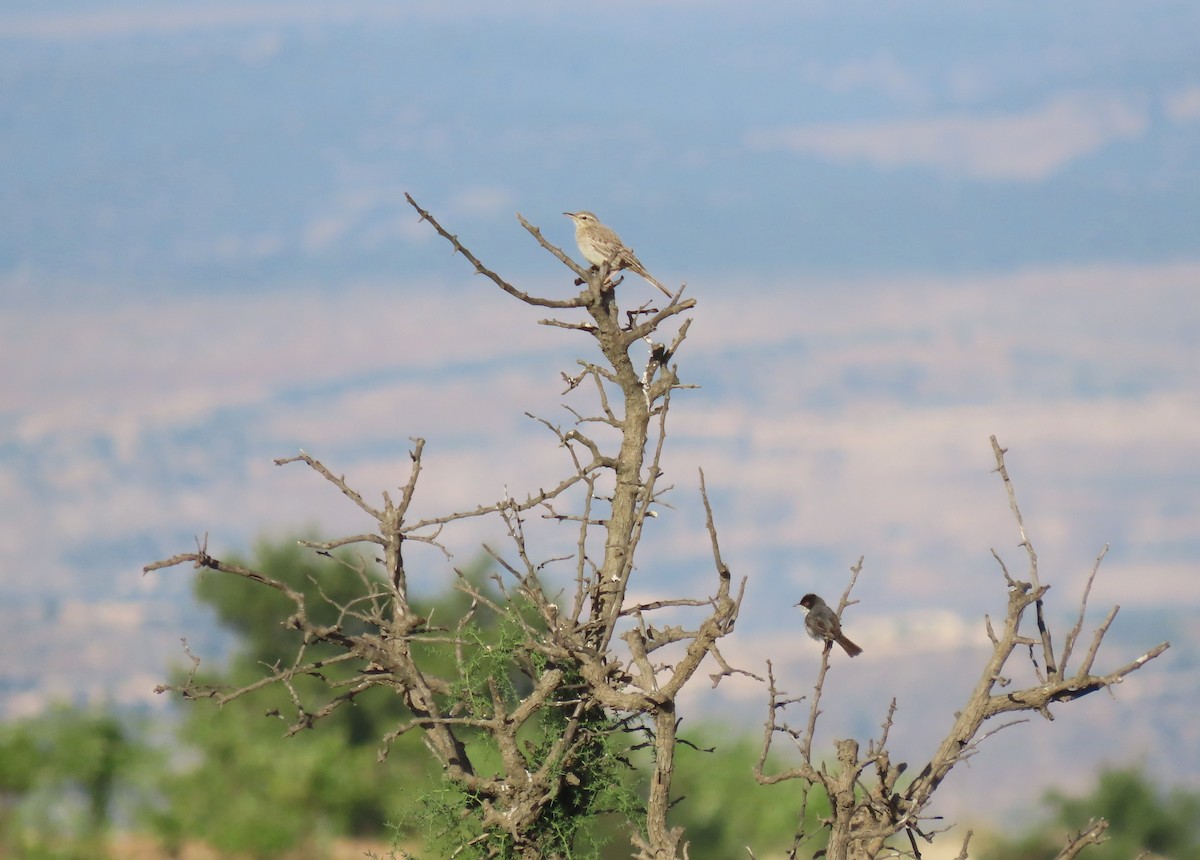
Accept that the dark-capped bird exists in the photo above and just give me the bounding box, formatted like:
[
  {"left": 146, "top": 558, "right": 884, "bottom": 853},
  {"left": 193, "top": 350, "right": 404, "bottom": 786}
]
[{"left": 796, "top": 593, "right": 862, "bottom": 657}]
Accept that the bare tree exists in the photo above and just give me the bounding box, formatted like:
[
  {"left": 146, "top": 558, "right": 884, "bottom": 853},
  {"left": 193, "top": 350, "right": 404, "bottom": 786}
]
[
  {"left": 148, "top": 199, "right": 1168, "bottom": 859},
  {"left": 754, "top": 437, "right": 1169, "bottom": 860},
  {"left": 147, "top": 196, "right": 753, "bottom": 859}
]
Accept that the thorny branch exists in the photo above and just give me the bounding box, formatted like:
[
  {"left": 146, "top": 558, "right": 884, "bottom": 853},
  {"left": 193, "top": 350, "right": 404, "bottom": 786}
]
[
  {"left": 147, "top": 198, "right": 734, "bottom": 860},
  {"left": 754, "top": 438, "right": 1169, "bottom": 860}
]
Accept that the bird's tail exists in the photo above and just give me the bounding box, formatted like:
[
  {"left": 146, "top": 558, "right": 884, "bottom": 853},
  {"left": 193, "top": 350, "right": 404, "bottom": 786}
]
[
  {"left": 643, "top": 273, "right": 673, "bottom": 298},
  {"left": 837, "top": 634, "right": 863, "bottom": 658}
]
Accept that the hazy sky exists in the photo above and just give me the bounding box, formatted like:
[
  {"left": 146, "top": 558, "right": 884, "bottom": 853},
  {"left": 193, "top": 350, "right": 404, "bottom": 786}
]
[{"left": 2, "top": 0, "right": 1198, "bottom": 826}]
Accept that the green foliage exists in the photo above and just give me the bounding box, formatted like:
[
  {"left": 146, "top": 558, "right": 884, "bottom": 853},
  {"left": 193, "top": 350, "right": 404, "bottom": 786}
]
[
  {"left": 0, "top": 704, "right": 152, "bottom": 858},
  {"left": 404, "top": 597, "right": 642, "bottom": 860},
  {"left": 403, "top": 718, "right": 640, "bottom": 860},
  {"left": 980, "top": 766, "right": 1200, "bottom": 860},
  {"left": 149, "top": 536, "right": 488, "bottom": 855},
  {"left": 667, "top": 726, "right": 831, "bottom": 860},
  {"left": 150, "top": 693, "right": 424, "bottom": 857},
  {"left": 523, "top": 700, "right": 642, "bottom": 860}
]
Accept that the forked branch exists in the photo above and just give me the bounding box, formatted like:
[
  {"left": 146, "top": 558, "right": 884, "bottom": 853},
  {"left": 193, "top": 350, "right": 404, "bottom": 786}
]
[
  {"left": 148, "top": 197, "right": 730, "bottom": 860},
  {"left": 755, "top": 438, "right": 1169, "bottom": 860}
]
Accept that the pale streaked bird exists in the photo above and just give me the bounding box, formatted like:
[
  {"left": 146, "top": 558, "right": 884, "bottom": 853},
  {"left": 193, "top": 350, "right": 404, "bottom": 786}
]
[{"left": 563, "top": 210, "right": 672, "bottom": 297}]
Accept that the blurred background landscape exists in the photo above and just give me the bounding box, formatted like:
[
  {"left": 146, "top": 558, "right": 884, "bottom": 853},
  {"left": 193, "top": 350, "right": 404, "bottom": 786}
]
[{"left": 2, "top": 1, "right": 1198, "bottom": 856}]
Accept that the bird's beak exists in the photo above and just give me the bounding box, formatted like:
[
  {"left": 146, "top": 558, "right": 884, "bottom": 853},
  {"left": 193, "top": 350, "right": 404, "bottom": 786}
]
[{"left": 563, "top": 211, "right": 575, "bottom": 218}]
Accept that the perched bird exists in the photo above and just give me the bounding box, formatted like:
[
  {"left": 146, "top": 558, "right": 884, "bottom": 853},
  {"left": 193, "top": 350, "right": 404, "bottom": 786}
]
[
  {"left": 563, "top": 210, "right": 672, "bottom": 297},
  {"left": 796, "top": 593, "right": 862, "bottom": 657}
]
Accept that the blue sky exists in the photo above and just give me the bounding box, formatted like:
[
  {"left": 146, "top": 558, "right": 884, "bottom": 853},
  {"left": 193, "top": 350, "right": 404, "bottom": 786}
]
[{"left": 1, "top": 0, "right": 1198, "bottom": 827}]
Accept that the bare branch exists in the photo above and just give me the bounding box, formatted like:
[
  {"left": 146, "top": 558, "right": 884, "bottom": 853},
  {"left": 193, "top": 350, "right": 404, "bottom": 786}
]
[
  {"left": 1052, "top": 818, "right": 1109, "bottom": 860},
  {"left": 407, "top": 194, "right": 585, "bottom": 309},
  {"left": 953, "top": 830, "right": 973, "bottom": 860},
  {"left": 990, "top": 435, "right": 1039, "bottom": 588},
  {"left": 274, "top": 449, "right": 384, "bottom": 519}
]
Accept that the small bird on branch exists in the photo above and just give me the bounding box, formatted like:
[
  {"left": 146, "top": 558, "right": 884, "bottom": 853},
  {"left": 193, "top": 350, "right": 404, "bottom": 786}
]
[
  {"left": 796, "top": 593, "right": 862, "bottom": 657},
  {"left": 564, "top": 210, "right": 672, "bottom": 297}
]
